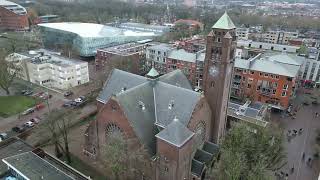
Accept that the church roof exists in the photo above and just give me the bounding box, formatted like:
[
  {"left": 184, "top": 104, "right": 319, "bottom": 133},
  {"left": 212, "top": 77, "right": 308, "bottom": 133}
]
[
  {"left": 98, "top": 69, "right": 200, "bottom": 155},
  {"left": 212, "top": 12, "right": 236, "bottom": 30},
  {"left": 155, "top": 118, "right": 194, "bottom": 147}
]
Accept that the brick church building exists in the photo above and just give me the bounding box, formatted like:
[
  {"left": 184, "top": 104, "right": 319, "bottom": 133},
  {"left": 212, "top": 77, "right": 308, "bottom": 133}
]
[{"left": 83, "top": 12, "right": 237, "bottom": 180}]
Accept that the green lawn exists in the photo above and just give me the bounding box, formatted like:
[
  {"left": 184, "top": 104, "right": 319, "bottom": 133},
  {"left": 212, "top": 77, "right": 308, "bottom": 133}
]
[{"left": 0, "top": 96, "right": 37, "bottom": 117}]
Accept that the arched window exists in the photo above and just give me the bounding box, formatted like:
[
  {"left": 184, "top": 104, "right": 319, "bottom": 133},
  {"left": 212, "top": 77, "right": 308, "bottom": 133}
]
[{"left": 105, "top": 123, "right": 123, "bottom": 140}]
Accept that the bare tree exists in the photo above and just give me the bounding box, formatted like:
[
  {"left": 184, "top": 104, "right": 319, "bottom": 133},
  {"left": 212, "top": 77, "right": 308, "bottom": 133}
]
[
  {"left": 45, "top": 109, "right": 76, "bottom": 164},
  {"left": 101, "top": 133, "right": 149, "bottom": 180},
  {"left": 0, "top": 50, "right": 20, "bottom": 95}
]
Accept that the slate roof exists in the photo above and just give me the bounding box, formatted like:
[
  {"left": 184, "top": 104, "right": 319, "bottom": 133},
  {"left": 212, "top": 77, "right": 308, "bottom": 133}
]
[
  {"left": 158, "top": 70, "right": 193, "bottom": 90},
  {"left": 212, "top": 12, "right": 236, "bottom": 30},
  {"left": 154, "top": 82, "right": 200, "bottom": 127},
  {"left": 97, "top": 69, "right": 148, "bottom": 103},
  {"left": 3, "top": 152, "right": 74, "bottom": 180},
  {"left": 98, "top": 69, "right": 201, "bottom": 155},
  {"left": 155, "top": 118, "right": 194, "bottom": 147}
]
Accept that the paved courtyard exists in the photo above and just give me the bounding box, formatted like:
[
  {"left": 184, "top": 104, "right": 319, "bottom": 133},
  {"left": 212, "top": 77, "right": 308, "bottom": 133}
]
[{"left": 272, "top": 89, "right": 320, "bottom": 180}]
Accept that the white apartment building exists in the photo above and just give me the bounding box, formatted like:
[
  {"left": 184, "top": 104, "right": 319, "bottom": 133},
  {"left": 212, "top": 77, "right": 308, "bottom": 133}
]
[
  {"left": 237, "top": 40, "right": 300, "bottom": 53},
  {"left": 236, "top": 27, "right": 249, "bottom": 40},
  {"left": 300, "top": 48, "right": 320, "bottom": 83},
  {"left": 146, "top": 43, "right": 174, "bottom": 74},
  {"left": 6, "top": 49, "right": 89, "bottom": 90},
  {"left": 262, "top": 30, "right": 298, "bottom": 45}
]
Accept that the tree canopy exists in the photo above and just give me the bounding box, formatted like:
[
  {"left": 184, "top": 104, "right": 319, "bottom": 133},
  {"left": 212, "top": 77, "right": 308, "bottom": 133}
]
[{"left": 214, "top": 123, "right": 286, "bottom": 180}]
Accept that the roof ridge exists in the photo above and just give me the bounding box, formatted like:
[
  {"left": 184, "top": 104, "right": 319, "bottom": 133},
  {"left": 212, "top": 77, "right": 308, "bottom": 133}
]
[
  {"left": 157, "top": 81, "right": 200, "bottom": 94},
  {"left": 115, "top": 81, "right": 150, "bottom": 97}
]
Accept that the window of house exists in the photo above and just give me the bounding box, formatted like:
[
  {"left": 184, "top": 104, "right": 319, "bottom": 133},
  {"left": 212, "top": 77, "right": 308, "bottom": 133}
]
[
  {"left": 250, "top": 71, "right": 254, "bottom": 75},
  {"left": 283, "top": 84, "right": 288, "bottom": 90},
  {"left": 211, "top": 81, "right": 215, "bottom": 87},
  {"left": 249, "top": 44, "right": 251, "bottom": 47},
  {"left": 264, "top": 73, "right": 269, "bottom": 77},
  {"left": 217, "top": 37, "right": 221, "bottom": 42},
  {"left": 271, "top": 46, "right": 274, "bottom": 50},
  {"left": 283, "top": 48, "right": 286, "bottom": 51},
  {"left": 281, "top": 91, "right": 287, "bottom": 97},
  {"left": 247, "top": 84, "right": 251, "bottom": 88},
  {"left": 259, "top": 72, "right": 263, "bottom": 76},
  {"left": 257, "top": 86, "right": 261, "bottom": 90},
  {"left": 275, "top": 75, "right": 280, "bottom": 79},
  {"left": 243, "top": 70, "right": 247, "bottom": 74},
  {"left": 259, "top": 45, "right": 262, "bottom": 49},
  {"left": 273, "top": 89, "right": 277, "bottom": 94}
]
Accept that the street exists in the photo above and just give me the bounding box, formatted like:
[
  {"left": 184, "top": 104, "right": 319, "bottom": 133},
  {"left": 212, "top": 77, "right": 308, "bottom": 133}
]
[{"left": 273, "top": 89, "right": 320, "bottom": 180}]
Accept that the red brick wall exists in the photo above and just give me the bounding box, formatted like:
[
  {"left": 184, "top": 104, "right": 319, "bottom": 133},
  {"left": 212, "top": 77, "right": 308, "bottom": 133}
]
[
  {"left": 156, "top": 136, "right": 194, "bottom": 180},
  {"left": 235, "top": 69, "right": 295, "bottom": 109},
  {"left": 0, "top": 7, "right": 29, "bottom": 31},
  {"left": 166, "top": 57, "right": 197, "bottom": 86},
  {"left": 95, "top": 50, "right": 141, "bottom": 74}
]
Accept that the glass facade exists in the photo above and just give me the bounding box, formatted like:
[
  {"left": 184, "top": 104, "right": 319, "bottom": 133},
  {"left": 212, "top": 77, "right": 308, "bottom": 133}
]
[{"left": 40, "top": 25, "right": 157, "bottom": 57}]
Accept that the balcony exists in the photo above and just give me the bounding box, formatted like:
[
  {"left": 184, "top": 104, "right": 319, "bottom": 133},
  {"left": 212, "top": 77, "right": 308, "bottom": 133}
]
[
  {"left": 233, "top": 78, "right": 241, "bottom": 83},
  {"left": 259, "top": 88, "right": 273, "bottom": 97}
]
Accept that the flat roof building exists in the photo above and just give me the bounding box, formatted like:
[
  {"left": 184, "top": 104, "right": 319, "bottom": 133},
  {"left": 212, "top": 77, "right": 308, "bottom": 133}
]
[{"left": 6, "top": 49, "right": 89, "bottom": 90}]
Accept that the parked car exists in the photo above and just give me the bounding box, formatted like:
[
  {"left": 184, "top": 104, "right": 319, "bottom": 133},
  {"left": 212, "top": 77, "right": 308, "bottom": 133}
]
[
  {"left": 22, "top": 90, "right": 33, "bottom": 96},
  {"left": 12, "top": 126, "right": 26, "bottom": 133},
  {"left": 22, "top": 108, "right": 35, "bottom": 115},
  {"left": 24, "top": 121, "right": 34, "bottom": 128},
  {"left": 62, "top": 101, "right": 73, "bottom": 107},
  {"left": 79, "top": 96, "right": 85, "bottom": 100},
  {"left": 64, "top": 91, "right": 74, "bottom": 97},
  {"left": 0, "top": 133, "right": 8, "bottom": 141},
  {"left": 30, "top": 117, "right": 40, "bottom": 124},
  {"left": 74, "top": 98, "right": 83, "bottom": 103}
]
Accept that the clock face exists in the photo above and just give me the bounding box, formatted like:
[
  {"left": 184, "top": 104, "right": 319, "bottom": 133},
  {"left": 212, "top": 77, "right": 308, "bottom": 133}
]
[{"left": 209, "top": 66, "right": 219, "bottom": 77}]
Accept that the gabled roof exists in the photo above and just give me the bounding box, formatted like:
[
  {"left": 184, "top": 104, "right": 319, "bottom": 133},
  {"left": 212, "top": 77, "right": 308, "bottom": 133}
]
[
  {"left": 155, "top": 118, "right": 194, "bottom": 147},
  {"left": 212, "top": 12, "right": 236, "bottom": 30}
]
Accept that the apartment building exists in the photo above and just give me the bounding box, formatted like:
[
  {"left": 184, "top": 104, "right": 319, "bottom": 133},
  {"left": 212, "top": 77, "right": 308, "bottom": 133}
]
[
  {"left": 146, "top": 43, "right": 174, "bottom": 74},
  {"left": 232, "top": 53, "right": 302, "bottom": 110},
  {"left": 0, "top": 0, "right": 29, "bottom": 31},
  {"left": 236, "top": 27, "right": 249, "bottom": 40},
  {"left": 262, "top": 30, "right": 298, "bottom": 45},
  {"left": 95, "top": 40, "right": 155, "bottom": 74},
  {"left": 237, "top": 40, "right": 300, "bottom": 53},
  {"left": 300, "top": 48, "right": 320, "bottom": 83},
  {"left": 166, "top": 49, "right": 205, "bottom": 87},
  {"left": 6, "top": 49, "right": 89, "bottom": 90}
]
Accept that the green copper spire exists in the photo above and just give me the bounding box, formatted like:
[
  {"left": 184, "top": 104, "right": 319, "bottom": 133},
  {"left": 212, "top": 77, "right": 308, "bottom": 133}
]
[
  {"left": 146, "top": 67, "right": 159, "bottom": 78},
  {"left": 212, "top": 12, "right": 236, "bottom": 30}
]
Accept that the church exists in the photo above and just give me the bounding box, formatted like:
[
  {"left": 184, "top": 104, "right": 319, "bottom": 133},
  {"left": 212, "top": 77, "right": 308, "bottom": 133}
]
[{"left": 83, "top": 12, "right": 237, "bottom": 180}]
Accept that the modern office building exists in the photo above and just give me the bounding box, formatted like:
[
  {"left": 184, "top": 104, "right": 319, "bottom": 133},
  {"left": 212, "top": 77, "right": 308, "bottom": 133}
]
[
  {"left": 6, "top": 49, "right": 89, "bottom": 90},
  {"left": 38, "top": 22, "right": 160, "bottom": 57},
  {"left": 0, "top": 0, "right": 29, "bottom": 31}
]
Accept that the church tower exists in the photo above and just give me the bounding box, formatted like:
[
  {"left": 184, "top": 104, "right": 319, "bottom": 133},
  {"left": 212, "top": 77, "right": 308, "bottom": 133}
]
[{"left": 203, "top": 12, "right": 237, "bottom": 143}]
